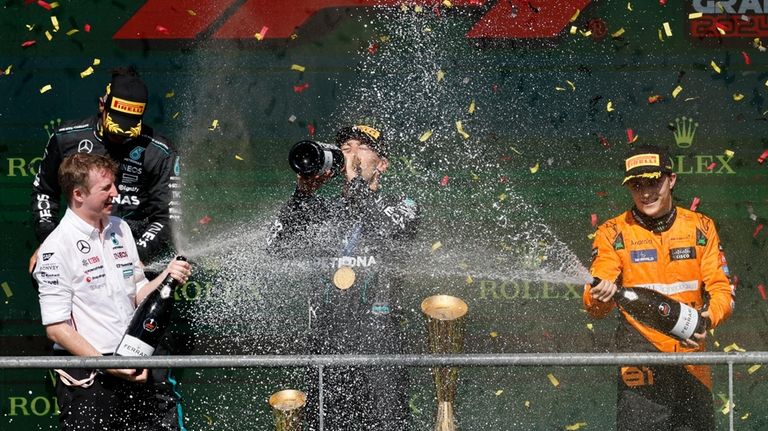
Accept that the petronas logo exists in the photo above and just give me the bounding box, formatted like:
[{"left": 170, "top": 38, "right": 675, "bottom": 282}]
[{"left": 673, "top": 117, "right": 699, "bottom": 148}]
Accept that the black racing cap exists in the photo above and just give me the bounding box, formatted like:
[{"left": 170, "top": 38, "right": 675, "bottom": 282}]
[
  {"left": 622, "top": 145, "right": 674, "bottom": 185},
  {"left": 335, "top": 124, "right": 388, "bottom": 158},
  {"left": 103, "top": 72, "right": 147, "bottom": 138}
]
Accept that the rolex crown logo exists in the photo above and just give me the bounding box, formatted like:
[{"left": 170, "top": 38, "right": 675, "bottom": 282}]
[
  {"left": 43, "top": 118, "right": 61, "bottom": 139},
  {"left": 673, "top": 116, "right": 698, "bottom": 148}
]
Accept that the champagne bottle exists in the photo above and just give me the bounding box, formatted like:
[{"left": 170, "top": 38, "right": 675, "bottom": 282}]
[
  {"left": 591, "top": 277, "right": 708, "bottom": 341},
  {"left": 116, "top": 256, "right": 187, "bottom": 357},
  {"left": 288, "top": 140, "right": 344, "bottom": 176}
]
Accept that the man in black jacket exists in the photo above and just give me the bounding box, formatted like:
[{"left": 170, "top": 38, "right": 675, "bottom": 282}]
[
  {"left": 268, "top": 124, "right": 419, "bottom": 430},
  {"left": 30, "top": 67, "right": 180, "bottom": 271}
]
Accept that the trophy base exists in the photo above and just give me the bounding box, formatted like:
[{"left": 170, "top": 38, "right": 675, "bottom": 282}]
[{"left": 434, "top": 401, "right": 457, "bottom": 431}]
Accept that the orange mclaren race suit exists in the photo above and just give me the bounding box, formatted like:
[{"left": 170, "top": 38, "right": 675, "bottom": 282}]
[{"left": 584, "top": 206, "right": 733, "bottom": 431}]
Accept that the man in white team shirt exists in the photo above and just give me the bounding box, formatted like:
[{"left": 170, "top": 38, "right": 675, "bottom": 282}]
[{"left": 33, "top": 153, "right": 191, "bottom": 430}]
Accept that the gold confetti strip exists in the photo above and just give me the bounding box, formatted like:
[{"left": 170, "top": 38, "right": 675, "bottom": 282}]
[
  {"left": 415, "top": 5, "right": 423, "bottom": 12},
  {"left": 442, "top": 0, "right": 453, "bottom": 7},
  {"left": 525, "top": 400, "right": 531, "bottom": 408},
  {"left": 50, "top": 1, "right": 59, "bottom": 7},
  {"left": 606, "top": 100, "right": 614, "bottom": 112},
  {"left": 431, "top": 241, "right": 443, "bottom": 252},
  {"left": 741, "top": 413, "right": 750, "bottom": 420},
  {"left": 658, "top": 29, "right": 664, "bottom": 42},
  {"left": 165, "top": 90, "right": 174, "bottom": 98},
  {"left": 209, "top": 119, "right": 219, "bottom": 130},
  {"left": 570, "top": 9, "right": 580, "bottom": 22},
  {"left": 45, "top": 31, "right": 52, "bottom": 41},
  {"left": 187, "top": 9, "right": 197, "bottom": 16},
  {"left": 498, "top": 193, "right": 507, "bottom": 201},
  {"left": 235, "top": 154, "right": 244, "bottom": 161},
  {"left": 570, "top": 26, "right": 578, "bottom": 35},
  {"left": 567, "top": 80, "right": 576, "bottom": 90},
  {"left": 547, "top": 373, "right": 560, "bottom": 387},
  {"left": 418, "top": 130, "right": 433, "bottom": 142},
  {"left": 489, "top": 331, "right": 498, "bottom": 338},
  {"left": 530, "top": 163, "right": 540, "bottom": 174},
  {"left": 4, "top": 65, "right": 12, "bottom": 75},
  {"left": 40, "top": 84, "right": 52, "bottom": 94},
  {"left": 733, "top": 93, "right": 745, "bottom": 101},
  {"left": 456, "top": 121, "right": 469, "bottom": 139},
  {"left": 587, "top": 233, "right": 596, "bottom": 240},
  {"left": 466, "top": 275, "right": 473, "bottom": 284},
  {"left": 627, "top": 2, "right": 632, "bottom": 11},
  {"left": 580, "top": 30, "right": 592, "bottom": 37},
  {"left": 291, "top": 64, "right": 306, "bottom": 72},
  {"left": 468, "top": 99, "right": 476, "bottom": 114},
  {"left": 586, "top": 323, "right": 594, "bottom": 331},
  {"left": 437, "top": 69, "right": 445, "bottom": 82},
  {"left": 663, "top": 22, "right": 672, "bottom": 37},
  {"left": 51, "top": 16, "right": 59, "bottom": 32},
  {"left": 689, "top": 12, "right": 704, "bottom": 19},
  {"left": 565, "top": 423, "right": 587, "bottom": 431},
  {"left": 612, "top": 28, "right": 626, "bottom": 38},
  {"left": 723, "top": 342, "right": 745, "bottom": 352},
  {"left": 494, "top": 389, "right": 504, "bottom": 396},
  {"left": 555, "top": 86, "right": 566, "bottom": 91},
  {"left": 79, "top": 66, "right": 94, "bottom": 78},
  {"left": 710, "top": 60, "right": 722, "bottom": 74},
  {"left": 748, "top": 364, "right": 761, "bottom": 374},
  {"left": 724, "top": 150, "right": 735, "bottom": 158},
  {"left": 672, "top": 86, "right": 683, "bottom": 98},
  {"left": 92, "top": 58, "right": 101, "bottom": 66},
  {"left": 66, "top": 29, "right": 79, "bottom": 36}
]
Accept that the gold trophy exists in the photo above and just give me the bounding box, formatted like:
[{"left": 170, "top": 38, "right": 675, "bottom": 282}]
[
  {"left": 421, "top": 295, "right": 469, "bottom": 431},
  {"left": 268, "top": 389, "right": 306, "bottom": 431}
]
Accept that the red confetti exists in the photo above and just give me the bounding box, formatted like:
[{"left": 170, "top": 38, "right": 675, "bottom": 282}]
[
  {"left": 433, "top": 4, "right": 441, "bottom": 17},
  {"left": 596, "top": 191, "right": 608, "bottom": 198},
  {"left": 198, "top": 215, "right": 212, "bottom": 225},
  {"left": 647, "top": 95, "right": 663, "bottom": 104},
  {"left": 742, "top": 51, "right": 751, "bottom": 65},
  {"left": 498, "top": 175, "right": 509, "bottom": 183},
  {"left": 308, "top": 123, "right": 315, "bottom": 136},
  {"left": 715, "top": 22, "right": 728, "bottom": 33},
  {"left": 37, "top": 0, "right": 51, "bottom": 10},
  {"left": 21, "top": 40, "right": 36, "bottom": 48},
  {"left": 758, "top": 283, "right": 766, "bottom": 301},
  {"left": 758, "top": 149, "right": 768, "bottom": 164},
  {"left": 368, "top": 42, "right": 379, "bottom": 55},
  {"left": 626, "top": 128, "right": 635, "bottom": 143},
  {"left": 754, "top": 224, "right": 764, "bottom": 238},
  {"left": 690, "top": 197, "right": 700, "bottom": 211},
  {"left": 706, "top": 162, "right": 717, "bottom": 171},
  {"left": 659, "top": 0, "right": 667, "bottom": 4},
  {"left": 598, "top": 134, "right": 610, "bottom": 149},
  {"left": 84, "top": 24, "right": 91, "bottom": 32},
  {"left": 439, "top": 175, "right": 449, "bottom": 186},
  {"left": 591, "top": 214, "right": 598, "bottom": 228},
  {"left": 155, "top": 25, "right": 169, "bottom": 35},
  {"left": 293, "top": 83, "right": 310, "bottom": 93}
]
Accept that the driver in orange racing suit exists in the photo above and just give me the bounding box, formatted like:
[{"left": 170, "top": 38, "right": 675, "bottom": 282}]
[{"left": 584, "top": 145, "right": 734, "bottom": 431}]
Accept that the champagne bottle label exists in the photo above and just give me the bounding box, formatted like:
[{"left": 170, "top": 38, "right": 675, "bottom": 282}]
[
  {"left": 669, "top": 302, "right": 699, "bottom": 340},
  {"left": 322, "top": 150, "right": 334, "bottom": 172},
  {"left": 115, "top": 334, "right": 156, "bottom": 357}
]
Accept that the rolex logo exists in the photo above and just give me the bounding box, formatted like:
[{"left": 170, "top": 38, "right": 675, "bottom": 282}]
[
  {"left": 43, "top": 118, "right": 61, "bottom": 139},
  {"left": 672, "top": 116, "right": 698, "bottom": 148}
]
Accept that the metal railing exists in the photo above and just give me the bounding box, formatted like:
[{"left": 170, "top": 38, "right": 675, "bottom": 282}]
[{"left": 3, "top": 352, "right": 763, "bottom": 431}]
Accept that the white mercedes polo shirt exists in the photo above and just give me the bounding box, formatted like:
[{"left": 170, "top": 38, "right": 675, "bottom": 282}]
[{"left": 34, "top": 210, "right": 148, "bottom": 353}]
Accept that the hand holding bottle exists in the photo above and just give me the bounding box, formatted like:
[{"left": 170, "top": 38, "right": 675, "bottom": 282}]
[
  {"left": 590, "top": 278, "right": 618, "bottom": 302},
  {"left": 162, "top": 256, "right": 192, "bottom": 285},
  {"left": 681, "top": 309, "right": 710, "bottom": 348}
]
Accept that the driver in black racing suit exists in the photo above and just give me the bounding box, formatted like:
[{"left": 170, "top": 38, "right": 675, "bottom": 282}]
[{"left": 268, "top": 124, "right": 419, "bottom": 430}]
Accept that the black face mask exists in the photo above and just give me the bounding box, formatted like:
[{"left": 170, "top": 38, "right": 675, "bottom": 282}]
[{"left": 631, "top": 206, "right": 677, "bottom": 233}]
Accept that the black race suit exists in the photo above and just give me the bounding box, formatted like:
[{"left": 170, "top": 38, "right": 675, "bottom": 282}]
[
  {"left": 268, "top": 177, "right": 419, "bottom": 431},
  {"left": 32, "top": 114, "right": 181, "bottom": 263}
]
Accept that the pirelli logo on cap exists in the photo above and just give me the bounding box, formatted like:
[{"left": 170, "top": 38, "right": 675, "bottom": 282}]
[
  {"left": 355, "top": 125, "right": 380, "bottom": 141},
  {"left": 625, "top": 154, "right": 660, "bottom": 171},
  {"left": 110, "top": 96, "right": 146, "bottom": 116}
]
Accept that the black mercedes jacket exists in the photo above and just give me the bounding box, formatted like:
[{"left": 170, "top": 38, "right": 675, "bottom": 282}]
[
  {"left": 31, "top": 115, "right": 181, "bottom": 262},
  {"left": 267, "top": 177, "right": 419, "bottom": 354}
]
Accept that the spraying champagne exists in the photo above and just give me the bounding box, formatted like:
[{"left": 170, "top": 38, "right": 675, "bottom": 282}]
[
  {"left": 590, "top": 277, "right": 708, "bottom": 341},
  {"left": 116, "top": 256, "right": 187, "bottom": 357}
]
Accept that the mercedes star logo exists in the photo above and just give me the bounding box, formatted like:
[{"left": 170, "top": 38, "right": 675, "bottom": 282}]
[
  {"left": 78, "top": 139, "right": 94, "bottom": 153},
  {"left": 76, "top": 240, "right": 91, "bottom": 254}
]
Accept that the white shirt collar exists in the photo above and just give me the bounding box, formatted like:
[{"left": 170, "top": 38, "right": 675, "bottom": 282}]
[{"left": 62, "top": 209, "right": 112, "bottom": 237}]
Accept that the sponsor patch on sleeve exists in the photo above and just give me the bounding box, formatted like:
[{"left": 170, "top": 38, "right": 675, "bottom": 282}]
[
  {"left": 669, "top": 247, "right": 696, "bottom": 261},
  {"left": 630, "top": 249, "right": 658, "bottom": 263}
]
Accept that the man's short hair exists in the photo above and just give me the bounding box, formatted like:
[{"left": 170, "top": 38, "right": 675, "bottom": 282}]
[{"left": 58, "top": 153, "right": 118, "bottom": 201}]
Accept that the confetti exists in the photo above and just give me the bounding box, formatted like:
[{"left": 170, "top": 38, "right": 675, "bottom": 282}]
[
  {"left": 565, "top": 423, "right": 587, "bottom": 431},
  {"left": 468, "top": 99, "right": 476, "bottom": 114},
  {"left": 591, "top": 214, "right": 598, "bottom": 227},
  {"left": 755, "top": 224, "right": 764, "bottom": 238},
  {"left": 525, "top": 400, "right": 531, "bottom": 408},
  {"left": 742, "top": 51, "right": 751, "bottom": 65},
  {"left": 37, "top": 0, "right": 51, "bottom": 10},
  {"left": 672, "top": 86, "right": 683, "bottom": 98},
  {"left": 288, "top": 115, "right": 297, "bottom": 123},
  {"left": 494, "top": 389, "right": 503, "bottom": 396},
  {"left": 733, "top": 93, "right": 745, "bottom": 101},
  {"left": 570, "top": 26, "right": 578, "bottom": 35},
  {"left": 606, "top": 100, "right": 614, "bottom": 112},
  {"left": 172, "top": 112, "right": 180, "bottom": 119},
  {"left": 92, "top": 58, "right": 101, "bottom": 66},
  {"left": 706, "top": 162, "right": 717, "bottom": 171},
  {"left": 586, "top": 323, "right": 594, "bottom": 331},
  {"left": 724, "top": 149, "right": 734, "bottom": 158},
  {"left": 598, "top": 134, "right": 610, "bottom": 148},
  {"left": 758, "top": 283, "right": 766, "bottom": 300},
  {"left": 79, "top": 66, "right": 94, "bottom": 78},
  {"left": 626, "top": 128, "right": 637, "bottom": 143},
  {"left": 84, "top": 24, "right": 91, "bottom": 32},
  {"left": 567, "top": 80, "right": 576, "bottom": 90},
  {"left": 570, "top": 9, "right": 580, "bottom": 22},
  {"left": 612, "top": 28, "right": 626, "bottom": 38},
  {"left": 291, "top": 64, "right": 306, "bottom": 72},
  {"left": 155, "top": 25, "right": 169, "bottom": 35},
  {"left": 255, "top": 26, "right": 269, "bottom": 40},
  {"left": 689, "top": 12, "right": 704, "bottom": 19},
  {"left": 715, "top": 23, "right": 727, "bottom": 35},
  {"left": 690, "top": 197, "right": 700, "bottom": 211},
  {"left": 39, "top": 84, "right": 52, "bottom": 93},
  {"left": 198, "top": 215, "right": 212, "bottom": 225},
  {"left": 455, "top": 121, "right": 469, "bottom": 139},
  {"left": 209, "top": 119, "right": 219, "bottom": 131},
  {"left": 308, "top": 124, "right": 315, "bottom": 136},
  {"left": 368, "top": 42, "right": 379, "bottom": 55},
  {"left": 234, "top": 154, "right": 244, "bottom": 161},
  {"left": 293, "top": 83, "right": 310, "bottom": 93},
  {"left": 648, "top": 95, "right": 662, "bottom": 104},
  {"left": 187, "top": 9, "right": 197, "bottom": 16},
  {"left": 710, "top": 60, "right": 722, "bottom": 74},
  {"left": 165, "top": 90, "right": 174, "bottom": 98},
  {"left": 51, "top": 16, "right": 60, "bottom": 32},
  {"left": 439, "top": 176, "right": 449, "bottom": 186},
  {"left": 627, "top": 2, "right": 633, "bottom": 11},
  {"left": 555, "top": 86, "right": 566, "bottom": 91},
  {"left": 748, "top": 364, "right": 762, "bottom": 374},
  {"left": 723, "top": 343, "right": 746, "bottom": 353},
  {"left": 547, "top": 373, "right": 560, "bottom": 387},
  {"left": 489, "top": 331, "right": 498, "bottom": 338},
  {"left": 437, "top": 70, "right": 445, "bottom": 82},
  {"left": 530, "top": 163, "right": 540, "bottom": 174},
  {"left": 742, "top": 413, "right": 750, "bottom": 420},
  {"left": 66, "top": 29, "right": 79, "bottom": 36},
  {"left": 431, "top": 241, "right": 443, "bottom": 251},
  {"left": 1, "top": 65, "right": 11, "bottom": 76},
  {"left": 757, "top": 149, "right": 768, "bottom": 164},
  {"left": 21, "top": 40, "right": 36, "bottom": 48},
  {"left": 44, "top": 31, "right": 52, "bottom": 41},
  {"left": 663, "top": 22, "right": 672, "bottom": 37}
]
